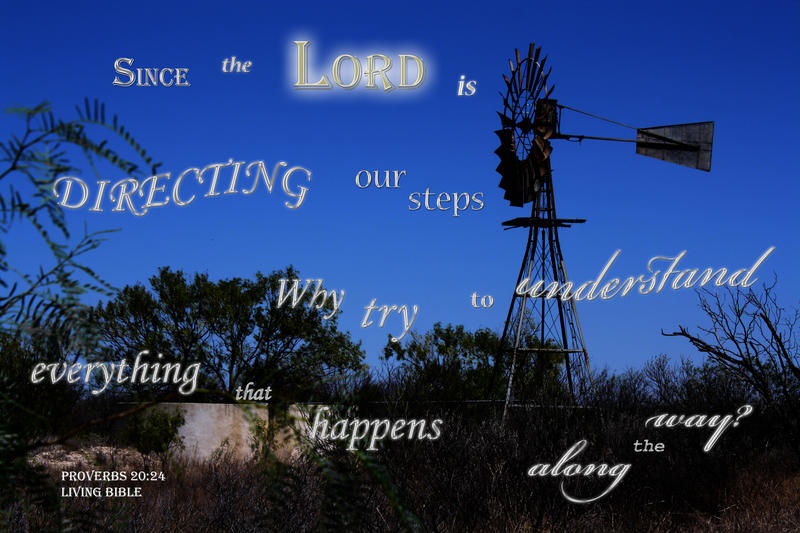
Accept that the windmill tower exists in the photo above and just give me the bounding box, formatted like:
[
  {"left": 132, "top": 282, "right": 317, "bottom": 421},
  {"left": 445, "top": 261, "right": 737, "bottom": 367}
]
[{"left": 495, "top": 44, "right": 714, "bottom": 419}]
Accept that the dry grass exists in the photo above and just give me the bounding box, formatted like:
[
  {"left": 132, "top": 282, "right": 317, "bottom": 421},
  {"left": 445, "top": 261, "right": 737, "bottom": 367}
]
[{"left": 6, "top": 418, "right": 799, "bottom": 532}]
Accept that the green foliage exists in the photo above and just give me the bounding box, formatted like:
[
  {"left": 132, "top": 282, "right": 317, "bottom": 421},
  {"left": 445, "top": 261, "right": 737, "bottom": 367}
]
[
  {"left": 383, "top": 322, "right": 574, "bottom": 404},
  {"left": 383, "top": 322, "right": 503, "bottom": 400},
  {"left": 0, "top": 99, "right": 160, "bottom": 348},
  {"left": 0, "top": 99, "right": 160, "bottom": 532},
  {"left": 123, "top": 408, "right": 185, "bottom": 456},
  {"left": 0, "top": 333, "right": 82, "bottom": 439},
  {"left": 91, "top": 266, "right": 366, "bottom": 397}
]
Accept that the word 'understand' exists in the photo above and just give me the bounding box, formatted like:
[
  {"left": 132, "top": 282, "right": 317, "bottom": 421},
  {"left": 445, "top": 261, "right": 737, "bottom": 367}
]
[
  {"left": 277, "top": 279, "right": 418, "bottom": 341},
  {"left": 516, "top": 248, "right": 775, "bottom": 301},
  {"left": 53, "top": 159, "right": 312, "bottom": 215},
  {"left": 355, "top": 170, "right": 405, "bottom": 189},
  {"left": 310, "top": 407, "right": 442, "bottom": 451},
  {"left": 353, "top": 170, "right": 485, "bottom": 217}
]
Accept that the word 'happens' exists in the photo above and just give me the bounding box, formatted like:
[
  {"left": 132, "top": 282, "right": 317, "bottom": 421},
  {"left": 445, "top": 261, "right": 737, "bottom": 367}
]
[
  {"left": 293, "top": 40, "right": 425, "bottom": 91},
  {"left": 310, "top": 407, "right": 442, "bottom": 451},
  {"left": 53, "top": 159, "right": 311, "bottom": 215},
  {"left": 516, "top": 248, "right": 775, "bottom": 302}
]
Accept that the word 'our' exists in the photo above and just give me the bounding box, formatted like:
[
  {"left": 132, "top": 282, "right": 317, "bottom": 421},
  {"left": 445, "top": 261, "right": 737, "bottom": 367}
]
[{"left": 53, "top": 159, "right": 312, "bottom": 216}]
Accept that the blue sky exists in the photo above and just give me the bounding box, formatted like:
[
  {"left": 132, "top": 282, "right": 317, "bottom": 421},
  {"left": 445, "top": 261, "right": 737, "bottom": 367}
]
[{"left": 2, "top": 1, "right": 798, "bottom": 374}]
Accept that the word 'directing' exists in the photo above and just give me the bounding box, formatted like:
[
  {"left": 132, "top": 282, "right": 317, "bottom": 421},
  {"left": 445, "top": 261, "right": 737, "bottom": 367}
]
[{"left": 53, "top": 159, "right": 312, "bottom": 216}]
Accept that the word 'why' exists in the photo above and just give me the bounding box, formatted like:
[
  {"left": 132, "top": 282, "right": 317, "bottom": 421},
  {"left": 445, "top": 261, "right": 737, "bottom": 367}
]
[{"left": 277, "top": 279, "right": 345, "bottom": 320}]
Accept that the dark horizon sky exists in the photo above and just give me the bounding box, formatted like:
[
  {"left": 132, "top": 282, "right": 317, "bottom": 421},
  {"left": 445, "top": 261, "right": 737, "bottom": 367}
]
[{"left": 3, "top": 1, "right": 798, "bottom": 375}]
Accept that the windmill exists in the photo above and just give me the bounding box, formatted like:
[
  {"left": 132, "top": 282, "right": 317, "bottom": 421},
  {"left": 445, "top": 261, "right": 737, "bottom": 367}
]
[{"left": 495, "top": 43, "right": 713, "bottom": 419}]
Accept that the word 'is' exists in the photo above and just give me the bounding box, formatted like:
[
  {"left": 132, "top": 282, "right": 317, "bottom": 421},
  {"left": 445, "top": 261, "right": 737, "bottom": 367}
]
[{"left": 53, "top": 159, "right": 311, "bottom": 215}]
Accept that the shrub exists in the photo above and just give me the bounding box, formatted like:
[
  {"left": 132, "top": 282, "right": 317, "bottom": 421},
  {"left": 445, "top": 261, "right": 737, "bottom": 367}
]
[{"left": 123, "top": 407, "right": 185, "bottom": 456}]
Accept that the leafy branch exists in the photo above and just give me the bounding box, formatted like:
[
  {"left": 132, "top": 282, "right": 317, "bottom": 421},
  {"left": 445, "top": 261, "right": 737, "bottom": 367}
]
[{"left": 0, "top": 99, "right": 160, "bottom": 346}]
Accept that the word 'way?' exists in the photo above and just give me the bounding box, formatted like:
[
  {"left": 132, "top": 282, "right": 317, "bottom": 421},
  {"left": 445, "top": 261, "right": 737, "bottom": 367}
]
[{"left": 645, "top": 405, "right": 754, "bottom": 452}]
